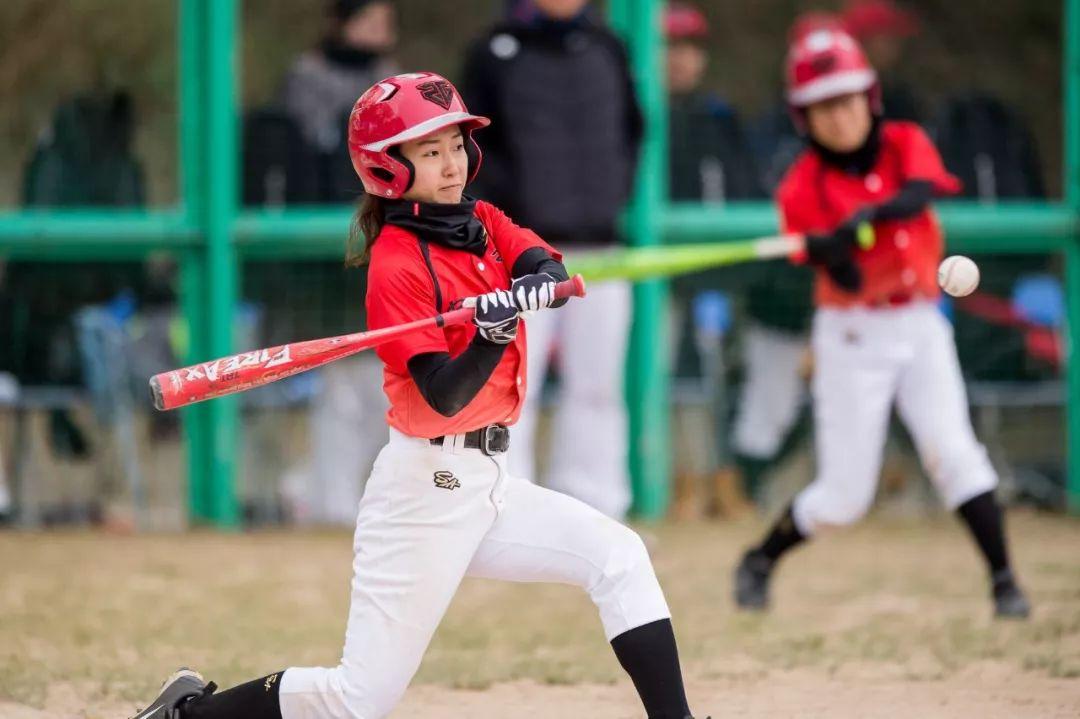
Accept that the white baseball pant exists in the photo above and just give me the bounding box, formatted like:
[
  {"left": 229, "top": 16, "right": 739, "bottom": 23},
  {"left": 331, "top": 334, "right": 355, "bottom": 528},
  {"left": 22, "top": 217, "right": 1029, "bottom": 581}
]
[
  {"left": 508, "top": 280, "right": 632, "bottom": 519},
  {"left": 278, "top": 428, "right": 670, "bottom": 719},
  {"left": 731, "top": 322, "right": 808, "bottom": 460},
  {"left": 793, "top": 301, "right": 998, "bottom": 535}
]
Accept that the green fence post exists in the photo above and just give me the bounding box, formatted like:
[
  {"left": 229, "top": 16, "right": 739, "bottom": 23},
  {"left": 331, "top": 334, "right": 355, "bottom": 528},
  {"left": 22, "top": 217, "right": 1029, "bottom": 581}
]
[
  {"left": 204, "top": 0, "right": 241, "bottom": 527},
  {"left": 608, "top": 0, "right": 631, "bottom": 36},
  {"left": 178, "top": 0, "right": 212, "bottom": 522},
  {"left": 622, "top": 0, "right": 671, "bottom": 519},
  {"left": 1065, "top": 0, "right": 1080, "bottom": 512}
]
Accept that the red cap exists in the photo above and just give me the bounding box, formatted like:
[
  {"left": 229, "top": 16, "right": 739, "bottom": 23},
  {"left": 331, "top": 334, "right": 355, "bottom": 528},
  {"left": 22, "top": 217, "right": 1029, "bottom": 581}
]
[
  {"left": 665, "top": 2, "right": 708, "bottom": 40},
  {"left": 348, "top": 72, "right": 490, "bottom": 199},
  {"left": 788, "top": 11, "right": 843, "bottom": 43},
  {"left": 841, "top": 0, "right": 919, "bottom": 40}
]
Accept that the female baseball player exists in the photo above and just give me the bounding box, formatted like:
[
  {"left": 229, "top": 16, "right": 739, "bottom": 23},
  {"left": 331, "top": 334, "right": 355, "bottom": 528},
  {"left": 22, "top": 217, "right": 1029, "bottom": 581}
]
[
  {"left": 131, "top": 73, "right": 703, "bottom": 719},
  {"left": 732, "top": 30, "right": 1031, "bottom": 619}
]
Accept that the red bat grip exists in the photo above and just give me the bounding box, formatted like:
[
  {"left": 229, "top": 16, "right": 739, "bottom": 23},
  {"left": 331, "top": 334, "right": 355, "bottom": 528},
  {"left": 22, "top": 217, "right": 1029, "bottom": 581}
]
[
  {"left": 151, "top": 275, "right": 586, "bottom": 411},
  {"left": 557, "top": 273, "right": 587, "bottom": 301}
]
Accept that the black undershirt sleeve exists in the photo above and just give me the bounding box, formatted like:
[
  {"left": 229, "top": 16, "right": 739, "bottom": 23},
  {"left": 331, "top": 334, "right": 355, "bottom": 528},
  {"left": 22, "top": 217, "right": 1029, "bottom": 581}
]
[
  {"left": 869, "top": 180, "right": 935, "bottom": 222},
  {"left": 407, "top": 338, "right": 507, "bottom": 418},
  {"left": 512, "top": 246, "right": 571, "bottom": 307}
]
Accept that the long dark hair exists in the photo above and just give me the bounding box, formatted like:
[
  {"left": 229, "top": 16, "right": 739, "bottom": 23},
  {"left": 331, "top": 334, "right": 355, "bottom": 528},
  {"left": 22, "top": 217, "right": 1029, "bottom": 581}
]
[{"left": 346, "top": 193, "right": 385, "bottom": 266}]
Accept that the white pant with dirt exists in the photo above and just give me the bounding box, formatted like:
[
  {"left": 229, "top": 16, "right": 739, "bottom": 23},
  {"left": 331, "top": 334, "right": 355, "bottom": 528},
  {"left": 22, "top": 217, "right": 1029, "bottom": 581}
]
[
  {"left": 277, "top": 428, "right": 670, "bottom": 719},
  {"left": 508, "top": 280, "right": 633, "bottom": 519},
  {"left": 793, "top": 301, "right": 997, "bottom": 536}
]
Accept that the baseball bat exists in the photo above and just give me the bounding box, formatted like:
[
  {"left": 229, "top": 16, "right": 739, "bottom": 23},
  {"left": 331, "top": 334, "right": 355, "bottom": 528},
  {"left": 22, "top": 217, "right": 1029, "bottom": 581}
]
[
  {"left": 566, "top": 227, "right": 875, "bottom": 283},
  {"left": 150, "top": 274, "right": 587, "bottom": 411}
]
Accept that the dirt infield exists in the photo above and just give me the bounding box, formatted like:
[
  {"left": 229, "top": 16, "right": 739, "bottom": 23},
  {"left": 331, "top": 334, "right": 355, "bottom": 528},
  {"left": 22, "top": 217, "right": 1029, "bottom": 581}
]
[{"left": 2, "top": 511, "right": 1078, "bottom": 718}]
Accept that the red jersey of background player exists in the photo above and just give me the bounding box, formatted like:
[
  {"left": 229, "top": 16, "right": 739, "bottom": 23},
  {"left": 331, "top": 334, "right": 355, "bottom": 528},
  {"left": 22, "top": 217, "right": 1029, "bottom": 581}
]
[
  {"left": 779, "top": 120, "right": 961, "bottom": 308},
  {"left": 367, "top": 201, "right": 560, "bottom": 438}
]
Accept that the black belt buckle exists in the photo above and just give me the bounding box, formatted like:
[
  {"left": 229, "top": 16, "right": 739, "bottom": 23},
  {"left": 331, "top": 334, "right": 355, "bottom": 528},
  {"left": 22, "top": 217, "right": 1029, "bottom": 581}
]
[{"left": 480, "top": 424, "right": 510, "bottom": 455}]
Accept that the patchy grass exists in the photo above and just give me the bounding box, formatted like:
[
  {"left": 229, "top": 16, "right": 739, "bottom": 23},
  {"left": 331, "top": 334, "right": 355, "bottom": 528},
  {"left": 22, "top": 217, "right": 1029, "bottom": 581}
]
[{"left": 1, "top": 511, "right": 1079, "bottom": 717}]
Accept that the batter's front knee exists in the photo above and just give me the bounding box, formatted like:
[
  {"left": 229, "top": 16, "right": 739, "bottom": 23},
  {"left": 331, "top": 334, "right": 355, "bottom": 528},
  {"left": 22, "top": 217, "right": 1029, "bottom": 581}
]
[
  {"left": 587, "top": 522, "right": 671, "bottom": 640},
  {"left": 793, "top": 479, "right": 876, "bottom": 536}
]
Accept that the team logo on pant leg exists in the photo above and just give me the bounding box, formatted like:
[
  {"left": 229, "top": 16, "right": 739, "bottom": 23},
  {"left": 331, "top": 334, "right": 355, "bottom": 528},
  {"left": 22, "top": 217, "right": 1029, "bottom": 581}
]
[{"left": 433, "top": 470, "right": 461, "bottom": 490}]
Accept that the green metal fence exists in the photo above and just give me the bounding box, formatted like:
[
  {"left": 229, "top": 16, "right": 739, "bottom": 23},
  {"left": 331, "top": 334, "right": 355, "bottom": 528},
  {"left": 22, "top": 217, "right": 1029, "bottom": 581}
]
[{"left": 0, "top": 0, "right": 1077, "bottom": 525}]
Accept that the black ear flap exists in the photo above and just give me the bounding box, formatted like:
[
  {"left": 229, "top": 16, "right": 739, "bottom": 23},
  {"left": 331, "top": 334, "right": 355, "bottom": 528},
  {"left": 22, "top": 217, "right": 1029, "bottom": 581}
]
[
  {"left": 464, "top": 130, "right": 482, "bottom": 181},
  {"left": 388, "top": 146, "right": 416, "bottom": 192}
]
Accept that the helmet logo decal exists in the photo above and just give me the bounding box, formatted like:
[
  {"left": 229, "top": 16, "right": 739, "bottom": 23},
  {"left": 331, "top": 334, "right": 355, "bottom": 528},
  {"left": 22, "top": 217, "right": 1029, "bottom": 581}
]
[
  {"left": 810, "top": 55, "right": 837, "bottom": 73},
  {"left": 418, "top": 80, "right": 455, "bottom": 111}
]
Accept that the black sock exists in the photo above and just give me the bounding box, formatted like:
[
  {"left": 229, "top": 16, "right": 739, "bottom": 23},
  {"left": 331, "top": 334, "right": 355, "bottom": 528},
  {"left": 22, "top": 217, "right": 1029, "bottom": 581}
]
[
  {"left": 956, "top": 490, "right": 1010, "bottom": 575},
  {"left": 610, "top": 618, "right": 691, "bottom": 719},
  {"left": 181, "top": 671, "right": 284, "bottom": 719},
  {"left": 756, "top": 504, "right": 806, "bottom": 562}
]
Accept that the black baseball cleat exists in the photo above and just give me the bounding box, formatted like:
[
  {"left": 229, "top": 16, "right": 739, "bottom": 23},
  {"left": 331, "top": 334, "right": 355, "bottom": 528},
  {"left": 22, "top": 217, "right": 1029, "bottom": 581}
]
[
  {"left": 734, "top": 549, "right": 774, "bottom": 611},
  {"left": 130, "top": 668, "right": 216, "bottom": 719},
  {"left": 992, "top": 569, "right": 1031, "bottom": 619}
]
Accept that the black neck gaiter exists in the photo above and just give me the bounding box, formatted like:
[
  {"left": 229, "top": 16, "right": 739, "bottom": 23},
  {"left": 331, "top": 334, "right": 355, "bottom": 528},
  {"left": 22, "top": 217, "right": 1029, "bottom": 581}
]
[
  {"left": 383, "top": 196, "right": 487, "bottom": 256},
  {"left": 321, "top": 39, "right": 378, "bottom": 69},
  {"left": 810, "top": 116, "right": 883, "bottom": 176}
]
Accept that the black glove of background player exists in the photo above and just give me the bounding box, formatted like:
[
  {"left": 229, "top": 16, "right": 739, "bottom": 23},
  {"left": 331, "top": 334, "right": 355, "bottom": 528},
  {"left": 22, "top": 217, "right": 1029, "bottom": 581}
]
[{"left": 805, "top": 208, "right": 874, "bottom": 294}]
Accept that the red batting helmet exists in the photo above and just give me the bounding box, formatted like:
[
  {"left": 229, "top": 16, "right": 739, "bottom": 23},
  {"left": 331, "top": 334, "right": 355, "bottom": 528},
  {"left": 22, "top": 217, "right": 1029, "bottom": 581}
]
[
  {"left": 347, "top": 72, "right": 490, "bottom": 199},
  {"left": 786, "top": 29, "right": 881, "bottom": 123},
  {"left": 665, "top": 2, "right": 708, "bottom": 41}
]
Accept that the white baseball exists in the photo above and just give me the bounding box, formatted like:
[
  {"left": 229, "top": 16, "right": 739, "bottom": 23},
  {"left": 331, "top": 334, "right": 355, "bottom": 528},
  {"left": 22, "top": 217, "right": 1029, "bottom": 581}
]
[{"left": 938, "top": 255, "right": 980, "bottom": 297}]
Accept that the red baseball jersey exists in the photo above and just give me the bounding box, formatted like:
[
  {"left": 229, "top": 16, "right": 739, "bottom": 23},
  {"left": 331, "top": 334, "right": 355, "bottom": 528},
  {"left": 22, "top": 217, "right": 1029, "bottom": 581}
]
[
  {"left": 778, "top": 121, "right": 962, "bottom": 308},
  {"left": 366, "top": 201, "right": 561, "bottom": 438}
]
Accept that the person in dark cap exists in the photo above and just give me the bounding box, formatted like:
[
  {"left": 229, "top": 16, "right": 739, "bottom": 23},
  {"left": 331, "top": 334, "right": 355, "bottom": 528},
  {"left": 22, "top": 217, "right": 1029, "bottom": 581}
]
[
  {"left": 273, "top": 0, "right": 399, "bottom": 526},
  {"left": 665, "top": 1, "right": 762, "bottom": 203},
  {"left": 279, "top": 0, "right": 399, "bottom": 155}
]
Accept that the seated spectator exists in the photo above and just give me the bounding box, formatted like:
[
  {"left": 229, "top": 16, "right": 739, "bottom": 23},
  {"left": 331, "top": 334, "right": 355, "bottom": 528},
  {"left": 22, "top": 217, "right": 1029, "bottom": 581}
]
[{"left": 24, "top": 91, "right": 143, "bottom": 207}]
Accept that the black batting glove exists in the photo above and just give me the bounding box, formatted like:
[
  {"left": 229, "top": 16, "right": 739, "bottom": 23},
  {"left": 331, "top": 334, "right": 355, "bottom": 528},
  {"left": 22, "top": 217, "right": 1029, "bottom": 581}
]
[
  {"left": 473, "top": 289, "right": 519, "bottom": 344},
  {"left": 824, "top": 258, "right": 864, "bottom": 294},
  {"left": 805, "top": 232, "right": 853, "bottom": 266},
  {"left": 510, "top": 273, "right": 557, "bottom": 314},
  {"left": 805, "top": 208, "right": 876, "bottom": 267}
]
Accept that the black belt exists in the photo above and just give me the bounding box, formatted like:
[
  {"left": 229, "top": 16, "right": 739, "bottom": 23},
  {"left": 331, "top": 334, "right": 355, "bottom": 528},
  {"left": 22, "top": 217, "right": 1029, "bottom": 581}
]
[{"left": 430, "top": 424, "right": 510, "bottom": 455}]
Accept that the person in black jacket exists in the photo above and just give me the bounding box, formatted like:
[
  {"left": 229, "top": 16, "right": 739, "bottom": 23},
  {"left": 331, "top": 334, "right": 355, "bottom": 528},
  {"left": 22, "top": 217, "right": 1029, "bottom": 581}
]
[
  {"left": 463, "top": 0, "right": 643, "bottom": 520},
  {"left": 666, "top": 3, "right": 761, "bottom": 204}
]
